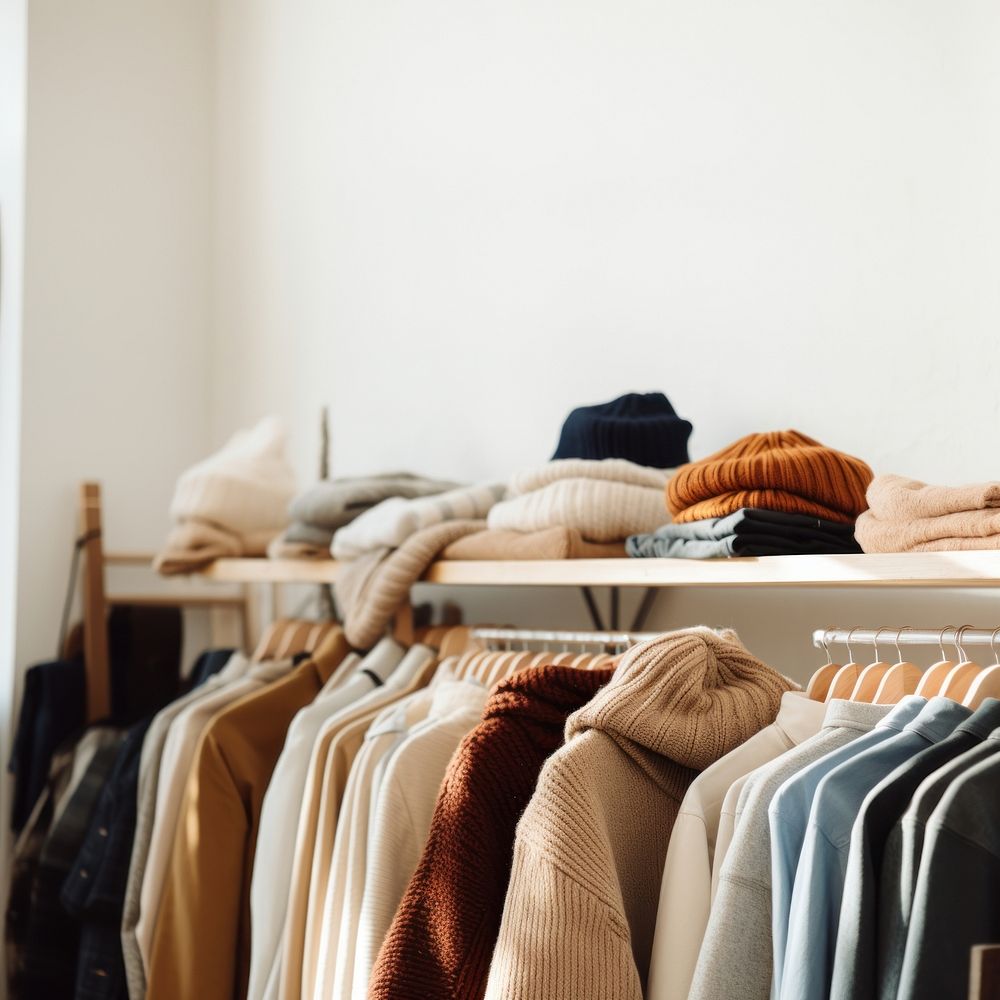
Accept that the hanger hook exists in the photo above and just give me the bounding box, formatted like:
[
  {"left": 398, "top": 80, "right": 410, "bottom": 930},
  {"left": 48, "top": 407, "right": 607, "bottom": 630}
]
[
  {"left": 956, "top": 624, "right": 972, "bottom": 662},
  {"left": 820, "top": 625, "right": 834, "bottom": 662},
  {"left": 846, "top": 626, "right": 861, "bottom": 664},
  {"left": 938, "top": 625, "right": 956, "bottom": 662},
  {"left": 872, "top": 626, "right": 891, "bottom": 661},
  {"left": 894, "top": 626, "right": 912, "bottom": 663},
  {"left": 990, "top": 627, "right": 1000, "bottom": 664}
]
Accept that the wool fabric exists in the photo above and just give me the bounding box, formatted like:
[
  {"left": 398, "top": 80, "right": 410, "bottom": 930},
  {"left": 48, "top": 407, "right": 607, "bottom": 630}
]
[
  {"left": 855, "top": 508, "right": 1000, "bottom": 553},
  {"left": 332, "top": 484, "right": 505, "bottom": 560},
  {"left": 865, "top": 473, "right": 1000, "bottom": 520},
  {"left": 290, "top": 474, "right": 460, "bottom": 532},
  {"left": 441, "top": 527, "right": 625, "bottom": 561},
  {"left": 335, "top": 520, "right": 487, "bottom": 648},
  {"left": 508, "top": 458, "right": 670, "bottom": 497},
  {"left": 483, "top": 628, "right": 794, "bottom": 1000},
  {"left": 667, "top": 430, "right": 873, "bottom": 525},
  {"left": 487, "top": 479, "right": 668, "bottom": 542},
  {"left": 553, "top": 393, "right": 692, "bottom": 468},
  {"left": 155, "top": 521, "right": 277, "bottom": 575},
  {"left": 369, "top": 664, "right": 614, "bottom": 1000}
]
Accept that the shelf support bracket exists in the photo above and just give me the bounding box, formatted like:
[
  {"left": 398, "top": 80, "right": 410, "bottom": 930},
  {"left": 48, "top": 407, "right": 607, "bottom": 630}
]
[
  {"left": 628, "top": 587, "right": 659, "bottom": 633},
  {"left": 580, "top": 587, "right": 606, "bottom": 631}
]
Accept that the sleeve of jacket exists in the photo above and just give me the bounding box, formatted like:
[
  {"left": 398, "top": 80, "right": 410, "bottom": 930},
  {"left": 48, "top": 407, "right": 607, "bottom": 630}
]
[
  {"left": 145, "top": 730, "right": 248, "bottom": 1000},
  {"left": 483, "top": 834, "right": 641, "bottom": 1000}
]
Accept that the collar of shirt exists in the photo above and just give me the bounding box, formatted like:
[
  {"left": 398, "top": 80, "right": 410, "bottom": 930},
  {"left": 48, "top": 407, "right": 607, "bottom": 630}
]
[
  {"left": 956, "top": 698, "right": 1000, "bottom": 740},
  {"left": 215, "top": 652, "right": 250, "bottom": 684},
  {"left": 774, "top": 692, "right": 828, "bottom": 746},
  {"left": 903, "top": 696, "right": 971, "bottom": 743},
  {"left": 245, "top": 658, "right": 293, "bottom": 684},
  {"left": 872, "top": 695, "right": 927, "bottom": 732},
  {"left": 426, "top": 678, "right": 487, "bottom": 719},
  {"left": 822, "top": 699, "right": 895, "bottom": 733}
]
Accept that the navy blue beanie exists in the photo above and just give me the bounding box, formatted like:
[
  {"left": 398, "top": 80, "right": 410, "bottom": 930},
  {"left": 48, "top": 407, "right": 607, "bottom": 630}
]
[{"left": 552, "top": 392, "right": 692, "bottom": 468}]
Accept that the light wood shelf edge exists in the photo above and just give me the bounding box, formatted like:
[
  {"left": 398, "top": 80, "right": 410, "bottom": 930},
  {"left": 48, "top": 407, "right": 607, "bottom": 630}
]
[{"left": 199, "top": 551, "right": 1000, "bottom": 588}]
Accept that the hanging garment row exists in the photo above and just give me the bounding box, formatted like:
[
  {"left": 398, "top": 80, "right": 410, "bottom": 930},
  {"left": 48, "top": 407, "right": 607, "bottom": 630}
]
[{"left": 9, "top": 620, "right": 1000, "bottom": 1000}]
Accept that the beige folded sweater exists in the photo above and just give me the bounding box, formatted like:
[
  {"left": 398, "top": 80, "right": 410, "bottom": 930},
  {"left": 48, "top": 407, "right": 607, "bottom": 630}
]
[
  {"left": 155, "top": 521, "right": 278, "bottom": 575},
  {"left": 508, "top": 459, "right": 671, "bottom": 497},
  {"left": 441, "top": 527, "right": 625, "bottom": 561},
  {"left": 484, "top": 628, "right": 793, "bottom": 1000},
  {"left": 855, "top": 507, "right": 1000, "bottom": 553},
  {"left": 488, "top": 479, "right": 668, "bottom": 542},
  {"left": 336, "top": 520, "right": 486, "bottom": 648},
  {"left": 865, "top": 474, "right": 1000, "bottom": 520}
]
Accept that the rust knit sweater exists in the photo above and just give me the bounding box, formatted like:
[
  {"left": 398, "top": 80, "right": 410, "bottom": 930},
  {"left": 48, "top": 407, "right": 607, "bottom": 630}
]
[
  {"left": 667, "top": 429, "right": 873, "bottom": 524},
  {"left": 367, "top": 664, "right": 614, "bottom": 1000}
]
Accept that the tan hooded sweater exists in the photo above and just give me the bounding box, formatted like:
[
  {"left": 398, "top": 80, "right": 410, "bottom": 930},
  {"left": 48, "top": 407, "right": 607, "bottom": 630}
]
[{"left": 483, "top": 628, "right": 794, "bottom": 1000}]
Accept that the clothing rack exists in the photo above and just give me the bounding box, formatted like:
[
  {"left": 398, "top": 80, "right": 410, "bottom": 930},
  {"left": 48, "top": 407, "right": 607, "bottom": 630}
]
[
  {"left": 471, "top": 627, "right": 658, "bottom": 650},
  {"left": 77, "top": 482, "right": 253, "bottom": 722},
  {"left": 812, "top": 625, "right": 1000, "bottom": 649}
]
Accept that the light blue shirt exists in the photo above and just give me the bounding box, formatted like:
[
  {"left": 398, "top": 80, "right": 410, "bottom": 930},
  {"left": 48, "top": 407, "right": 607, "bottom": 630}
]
[
  {"left": 776, "top": 696, "right": 969, "bottom": 1000},
  {"left": 766, "top": 696, "right": 926, "bottom": 1000}
]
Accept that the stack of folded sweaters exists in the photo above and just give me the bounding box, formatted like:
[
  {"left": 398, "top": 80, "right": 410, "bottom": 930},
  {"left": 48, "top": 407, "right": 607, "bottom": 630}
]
[
  {"left": 855, "top": 474, "right": 1000, "bottom": 552},
  {"left": 629, "top": 430, "right": 872, "bottom": 559}
]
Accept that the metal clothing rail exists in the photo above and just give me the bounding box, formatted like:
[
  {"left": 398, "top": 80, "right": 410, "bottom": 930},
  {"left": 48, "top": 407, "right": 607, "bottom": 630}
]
[
  {"left": 812, "top": 625, "right": 1000, "bottom": 649},
  {"left": 472, "top": 627, "right": 659, "bottom": 649}
]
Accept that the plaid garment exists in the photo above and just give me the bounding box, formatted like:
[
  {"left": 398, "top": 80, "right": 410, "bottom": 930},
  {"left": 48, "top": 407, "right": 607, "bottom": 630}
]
[
  {"left": 62, "top": 718, "right": 153, "bottom": 1000},
  {"left": 14, "top": 731, "right": 124, "bottom": 999}
]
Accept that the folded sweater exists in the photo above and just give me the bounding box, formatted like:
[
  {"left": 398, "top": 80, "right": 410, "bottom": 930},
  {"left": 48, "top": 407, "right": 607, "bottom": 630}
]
[
  {"left": 865, "top": 474, "right": 1000, "bottom": 520},
  {"left": 855, "top": 507, "right": 1000, "bottom": 553},
  {"left": 628, "top": 509, "right": 861, "bottom": 559},
  {"left": 442, "top": 527, "right": 625, "bottom": 561},
  {"left": 508, "top": 459, "right": 671, "bottom": 497}
]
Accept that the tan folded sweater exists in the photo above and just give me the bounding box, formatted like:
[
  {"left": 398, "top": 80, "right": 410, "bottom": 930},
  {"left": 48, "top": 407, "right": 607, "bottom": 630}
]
[
  {"left": 441, "top": 527, "right": 625, "bottom": 560},
  {"left": 336, "top": 520, "right": 486, "bottom": 648},
  {"left": 154, "top": 520, "right": 277, "bottom": 575},
  {"left": 855, "top": 507, "right": 1000, "bottom": 553},
  {"left": 487, "top": 479, "right": 668, "bottom": 542},
  {"left": 483, "top": 628, "right": 793, "bottom": 1000},
  {"left": 865, "top": 473, "right": 1000, "bottom": 519},
  {"left": 508, "top": 459, "right": 671, "bottom": 497}
]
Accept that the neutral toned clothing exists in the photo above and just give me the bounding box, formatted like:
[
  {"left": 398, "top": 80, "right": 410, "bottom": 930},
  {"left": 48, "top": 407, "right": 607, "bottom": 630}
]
[
  {"left": 484, "top": 628, "right": 793, "bottom": 1000},
  {"left": 856, "top": 506, "right": 1000, "bottom": 552},
  {"left": 667, "top": 429, "right": 872, "bottom": 525},
  {"left": 866, "top": 473, "right": 1000, "bottom": 519},
  {"left": 488, "top": 478, "right": 669, "bottom": 542},
  {"left": 336, "top": 520, "right": 487, "bottom": 649},
  {"left": 368, "top": 665, "right": 613, "bottom": 1000},
  {"left": 310, "top": 686, "right": 440, "bottom": 1000},
  {"left": 146, "top": 635, "right": 351, "bottom": 1000},
  {"left": 122, "top": 652, "right": 250, "bottom": 1000},
  {"left": 441, "top": 526, "right": 625, "bottom": 560},
  {"left": 135, "top": 657, "right": 290, "bottom": 975},
  {"left": 831, "top": 699, "right": 1000, "bottom": 1000},
  {"left": 712, "top": 771, "right": 752, "bottom": 898},
  {"left": 688, "top": 700, "right": 892, "bottom": 1000},
  {"left": 332, "top": 483, "right": 504, "bottom": 559},
  {"left": 767, "top": 697, "right": 926, "bottom": 1000},
  {"left": 278, "top": 645, "right": 436, "bottom": 1000},
  {"left": 246, "top": 647, "right": 397, "bottom": 1000},
  {"left": 508, "top": 458, "right": 671, "bottom": 495},
  {"left": 347, "top": 681, "right": 488, "bottom": 999},
  {"left": 778, "top": 698, "right": 968, "bottom": 1000},
  {"left": 647, "top": 692, "right": 825, "bottom": 1000}
]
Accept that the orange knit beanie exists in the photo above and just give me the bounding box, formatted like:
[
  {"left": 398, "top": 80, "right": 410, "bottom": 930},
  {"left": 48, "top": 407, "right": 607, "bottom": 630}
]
[{"left": 666, "top": 429, "right": 873, "bottom": 524}]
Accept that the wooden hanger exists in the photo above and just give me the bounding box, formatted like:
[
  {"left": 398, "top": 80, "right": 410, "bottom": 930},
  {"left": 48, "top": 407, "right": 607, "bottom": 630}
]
[
  {"left": 963, "top": 628, "right": 1000, "bottom": 709},
  {"left": 826, "top": 628, "right": 865, "bottom": 702},
  {"left": 252, "top": 618, "right": 337, "bottom": 662},
  {"left": 873, "top": 627, "right": 922, "bottom": 704},
  {"left": 806, "top": 628, "right": 840, "bottom": 702},
  {"left": 915, "top": 625, "right": 959, "bottom": 697},
  {"left": 940, "top": 626, "right": 983, "bottom": 702},
  {"left": 849, "top": 628, "right": 894, "bottom": 702}
]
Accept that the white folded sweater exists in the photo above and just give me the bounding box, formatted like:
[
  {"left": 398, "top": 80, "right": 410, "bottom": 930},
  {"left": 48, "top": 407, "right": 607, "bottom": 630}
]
[
  {"left": 508, "top": 458, "right": 671, "bottom": 497},
  {"left": 332, "top": 483, "right": 506, "bottom": 560}
]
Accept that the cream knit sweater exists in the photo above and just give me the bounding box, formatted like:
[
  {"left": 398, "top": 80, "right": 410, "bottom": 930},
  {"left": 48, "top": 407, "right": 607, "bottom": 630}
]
[{"left": 483, "top": 628, "right": 793, "bottom": 1000}]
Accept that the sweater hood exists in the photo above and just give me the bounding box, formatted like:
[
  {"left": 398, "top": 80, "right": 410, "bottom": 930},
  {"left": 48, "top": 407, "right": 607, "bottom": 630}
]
[
  {"left": 566, "top": 627, "right": 794, "bottom": 772},
  {"left": 483, "top": 664, "right": 615, "bottom": 729}
]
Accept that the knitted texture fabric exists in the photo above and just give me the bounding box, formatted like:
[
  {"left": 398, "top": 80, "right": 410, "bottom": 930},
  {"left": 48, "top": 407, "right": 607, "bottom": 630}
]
[
  {"left": 552, "top": 393, "right": 692, "bottom": 468},
  {"left": 508, "top": 459, "right": 670, "bottom": 497},
  {"left": 865, "top": 474, "right": 1000, "bottom": 520},
  {"left": 483, "top": 628, "right": 795, "bottom": 1000},
  {"left": 336, "top": 520, "right": 486, "bottom": 648},
  {"left": 332, "top": 484, "right": 505, "bottom": 560},
  {"left": 441, "top": 527, "right": 625, "bottom": 561},
  {"left": 368, "top": 664, "right": 614, "bottom": 1000},
  {"left": 487, "top": 479, "right": 668, "bottom": 542},
  {"left": 168, "top": 416, "right": 295, "bottom": 536},
  {"left": 290, "top": 474, "right": 460, "bottom": 531},
  {"left": 667, "top": 430, "right": 873, "bottom": 525},
  {"left": 155, "top": 522, "right": 277, "bottom": 575}
]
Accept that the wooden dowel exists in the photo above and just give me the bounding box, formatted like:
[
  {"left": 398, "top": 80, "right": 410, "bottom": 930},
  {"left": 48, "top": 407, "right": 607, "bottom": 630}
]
[{"left": 79, "top": 482, "right": 110, "bottom": 721}]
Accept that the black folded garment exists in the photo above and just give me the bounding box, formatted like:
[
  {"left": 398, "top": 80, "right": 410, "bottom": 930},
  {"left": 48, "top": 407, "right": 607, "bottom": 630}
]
[{"left": 627, "top": 507, "right": 862, "bottom": 559}]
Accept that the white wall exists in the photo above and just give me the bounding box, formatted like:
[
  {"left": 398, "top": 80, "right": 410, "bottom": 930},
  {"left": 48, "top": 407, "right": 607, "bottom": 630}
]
[
  {"left": 15, "top": 0, "right": 216, "bottom": 674},
  {"left": 210, "top": 0, "right": 1000, "bottom": 676}
]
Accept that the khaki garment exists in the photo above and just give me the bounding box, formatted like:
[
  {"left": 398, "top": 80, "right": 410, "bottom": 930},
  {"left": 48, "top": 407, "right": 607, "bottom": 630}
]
[
  {"left": 136, "top": 656, "right": 289, "bottom": 975},
  {"left": 483, "top": 628, "right": 794, "bottom": 1000},
  {"left": 145, "top": 633, "right": 351, "bottom": 1000},
  {"left": 646, "top": 692, "right": 825, "bottom": 1000},
  {"left": 279, "top": 645, "right": 436, "bottom": 1000},
  {"left": 441, "top": 527, "right": 625, "bottom": 561}
]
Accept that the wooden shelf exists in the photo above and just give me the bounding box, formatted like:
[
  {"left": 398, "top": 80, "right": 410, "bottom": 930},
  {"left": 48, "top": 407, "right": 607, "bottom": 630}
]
[{"left": 199, "top": 551, "right": 1000, "bottom": 588}]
